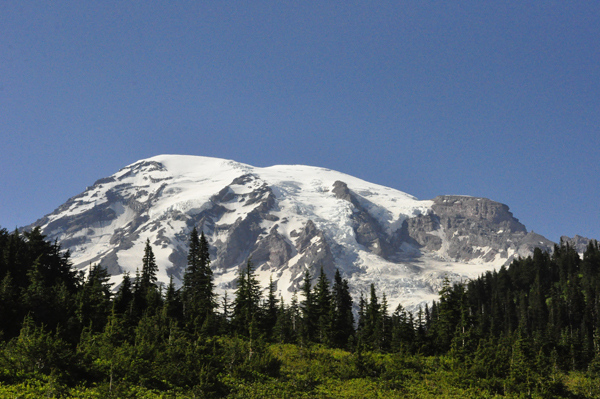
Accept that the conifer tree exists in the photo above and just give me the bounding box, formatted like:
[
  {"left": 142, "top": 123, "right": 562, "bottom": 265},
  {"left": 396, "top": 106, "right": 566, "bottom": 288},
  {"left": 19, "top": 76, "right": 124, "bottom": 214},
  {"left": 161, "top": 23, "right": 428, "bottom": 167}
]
[
  {"left": 529, "top": 274, "right": 548, "bottom": 334},
  {"left": 391, "top": 303, "right": 415, "bottom": 353},
  {"left": 141, "top": 238, "right": 158, "bottom": 291},
  {"left": 380, "top": 292, "right": 392, "bottom": 352},
  {"left": 113, "top": 272, "right": 134, "bottom": 317},
  {"left": 77, "top": 263, "right": 113, "bottom": 332},
  {"left": 263, "top": 275, "right": 279, "bottom": 341},
  {"left": 508, "top": 329, "right": 536, "bottom": 395},
  {"left": 313, "top": 266, "right": 332, "bottom": 344},
  {"left": 273, "top": 296, "right": 292, "bottom": 344},
  {"left": 4, "top": 229, "right": 28, "bottom": 290},
  {"left": 331, "top": 269, "right": 354, "bottom": 348},
  {"left": 232, "top": 259, "right": 262, "bottom": 337},
  {"left": 364, "top": 283, "right": 381, "bottom": 350},
  {"left": 357, "top": 291, "right": 366, "bottom": 340},
  {"left": 414, "top": 305, "right": 427, "bottom": 351},
  {"left": 182, "top": 228, "right": 216, "bottom": 331},
  {"left": 433, "top": 277, "right": 461, "bottom": 353},
  {"left": 22, "top": 258, "right": 52, "bottom": 326},
  {"left": 163, "top": 275, "right": 183, "bottom": 322},
  {"left": 219, "top": 291, "right": 231, "bottom": 335},
  {"left": 0, "top": 227, "right": 9, "bottom": 278},
  {"left": 299, "top": 269, "right": 315, "bottom": 344},
  {"left": 582, "top": 240, "right": 600, "bottom": 278},
  {"left": 135, "top": 238, "right": 162, "bottom": 315},
  {"left": 130, "top": 268, "right": 145, "bottom": 320},
  {"left": 288, "top": 291, "right": 301, "bottom": 342},
  {"left": 0, "top": 272, "right": 19, "bottom": 338}
]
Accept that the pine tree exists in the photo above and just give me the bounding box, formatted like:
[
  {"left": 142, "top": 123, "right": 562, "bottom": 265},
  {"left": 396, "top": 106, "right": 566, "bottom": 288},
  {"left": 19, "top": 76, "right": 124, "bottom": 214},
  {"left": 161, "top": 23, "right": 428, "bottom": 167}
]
[
  {"left": 529, "top": 273, "right": 548, "bottom": 334},
  {"left": 380, "top": 292, "right": 392, "bottom": 352},
  {"left": 232, "top": 259, "right": 262, "bottom": 337},
  {"left": 0, "top": 271, "right": 19, "bottom": 339},
  {"left": 288, "top": 291, "right": 301, "bottom": 342},
  {"left": 182, "top": 228, "right": 216, "bottom": 332},
  {"left": 364, "top": 283, "right": 381, "bottom": 350},
  {"left": 0, "top": 227, "right": 9, "bottom": 279},
  {"left": 313, "top": 266, "right": 332, "bottom": 344},
  {"left": 582, "top": 240, "right": 600, "bottom": 279},
  {"left": 508, "top": 329, "right": 536, "bottom": 395},
  {"left": 219, "top": 291, "right": 231, "bottom": 335},
  {"left": 137, "top": 240, "right": 163, "bottom": 317},
  {"left": 4, "top": 229, "right": 29, "bottom": 290},
  {"left": 22, "top": 258, "right": 51, "bottom": 326},
  {"left": 273, "top": 296, "right": 291, "bottom": 344},
  {"left": 163, "top": 275, "right": 183, "bottom": 322},
  {"left": 77, "top": 263, "right": 113, "bottom": 332},
  {"left": 391, "top": 303, "right": 414, "bottom": 353},
  {"left": 263, "top": 275, "right": 279, "bottom": 341},
  {"left": 299, "top": 269, "right": 315, "bottom": 344},
  {"left": 141, "top": 238, "right": 158, "bottom": 291},
  {"left": 433, "top": 277, "right": 462, "bottom": 353},
  {"left": 414, "top": 305, "right": 427, "bottom": 352},
  {"left": 357, "top": 291, "right": 367, "bottom": 341},
  {"left": 113, "top": 272, "right": 134, "bottom": 316},
  {"left": 331, "top": 269, "right": 354, "bottom": 348},
  {"left": 130, "top": 268, "right": 145, "bottom": 320}
]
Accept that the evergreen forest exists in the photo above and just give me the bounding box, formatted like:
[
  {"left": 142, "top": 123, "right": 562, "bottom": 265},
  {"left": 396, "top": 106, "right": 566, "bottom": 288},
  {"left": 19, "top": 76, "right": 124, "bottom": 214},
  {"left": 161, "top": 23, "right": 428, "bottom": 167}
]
[{"left": 1, "top": 225, "right": 600, "bottom": 398}]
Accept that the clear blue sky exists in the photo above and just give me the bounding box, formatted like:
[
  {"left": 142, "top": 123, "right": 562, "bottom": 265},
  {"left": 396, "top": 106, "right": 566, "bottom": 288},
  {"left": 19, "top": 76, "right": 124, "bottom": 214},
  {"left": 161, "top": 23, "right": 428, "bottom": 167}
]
[{"left": 1, "top": 1, "right": 599, "bottom": 243}]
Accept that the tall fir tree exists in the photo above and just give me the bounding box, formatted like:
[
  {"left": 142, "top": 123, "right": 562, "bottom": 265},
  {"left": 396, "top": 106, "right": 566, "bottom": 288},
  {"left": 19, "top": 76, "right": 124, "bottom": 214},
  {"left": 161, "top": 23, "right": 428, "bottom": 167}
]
[
  {"left": 139, "top": 240, "right": 162, "bottom": 316},
  {"left": 331, "top": 269, "right": 354, "bottom": 348},
  {"left": 113, "top": 272, "right": 134, "bottom": 318},
  {"left": 182, "top": 228, "right": 216, "bottom": 332},
  {"left": 219, "top": 291, "right": 232, "bottom": 335},
  {"left": 380, "top": 292, "right": 392, "bottom": 352},
  {"left": 141, "top": 238, "right": 158, "bottom": 291},
  {"left": 357, "top": 291, "right": 367, "bottom": 341},
  {"left": 232, "top": 259, "right": 262, "bottom": 337},
  {"left": 288, "top": 291, "right": 301, "bottom": 342},
  {"left": 312, "top": 266, "right": 332, "bottom": 344},
  {"left": 262, "top": 275, "right": 279, "bottom": 341},
  {"left": 364, "top": 283, "right": 382, "bottom": 350},
  {"left": 391, "top": 303, "right": 415, "bottom": 353},
  {"left": 77, "top": 263, "right": 113, "bottom": 332},
  {"left": 163, "top": 275, "right": 183, "bottom": 322},
  {"left": 0, "top": 271, "right": 19, "bottom": 339},
  {"left": 299, "top": 269, "right": 315, "bottom": 344}
]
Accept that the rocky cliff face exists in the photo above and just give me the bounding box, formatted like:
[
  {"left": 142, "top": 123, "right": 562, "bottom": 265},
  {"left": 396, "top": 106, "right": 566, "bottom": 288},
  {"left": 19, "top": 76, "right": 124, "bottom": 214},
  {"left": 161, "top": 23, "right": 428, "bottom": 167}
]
[
  {"left": 406, "top": 196, "right": 554, "bottom": 263},
  {"left": 560, "top": 235, "right": 596, "bottom": 255},
  {"left": 26, "top": 155, "right": 558, "bottom": 310}
]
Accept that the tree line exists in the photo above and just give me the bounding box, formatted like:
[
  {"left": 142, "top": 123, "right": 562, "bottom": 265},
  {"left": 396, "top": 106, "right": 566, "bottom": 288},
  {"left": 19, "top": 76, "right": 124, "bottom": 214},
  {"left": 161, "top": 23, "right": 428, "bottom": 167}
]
[{"left": 0, "top": 225, "right": 599, "bottom": 396}]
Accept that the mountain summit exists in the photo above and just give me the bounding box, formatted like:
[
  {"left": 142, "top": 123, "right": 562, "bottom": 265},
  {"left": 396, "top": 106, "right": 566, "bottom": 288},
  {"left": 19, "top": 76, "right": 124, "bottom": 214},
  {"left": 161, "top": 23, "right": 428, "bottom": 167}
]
[{"left": 29, "top": 155, "right": 554, "bottom": 309}]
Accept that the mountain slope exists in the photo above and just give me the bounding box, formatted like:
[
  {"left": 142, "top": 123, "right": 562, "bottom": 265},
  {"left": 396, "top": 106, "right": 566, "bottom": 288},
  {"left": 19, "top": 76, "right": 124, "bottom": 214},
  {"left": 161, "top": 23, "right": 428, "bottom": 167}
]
[{"left": 28, "top": 155, "right": 555, "bottom": 309}]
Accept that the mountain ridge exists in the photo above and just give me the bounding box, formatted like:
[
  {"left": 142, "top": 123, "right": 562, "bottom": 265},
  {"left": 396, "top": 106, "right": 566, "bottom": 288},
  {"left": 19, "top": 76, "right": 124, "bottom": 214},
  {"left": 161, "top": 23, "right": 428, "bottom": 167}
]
[{"left": 27, "top": 154, "right": 559, "bottom": 310}]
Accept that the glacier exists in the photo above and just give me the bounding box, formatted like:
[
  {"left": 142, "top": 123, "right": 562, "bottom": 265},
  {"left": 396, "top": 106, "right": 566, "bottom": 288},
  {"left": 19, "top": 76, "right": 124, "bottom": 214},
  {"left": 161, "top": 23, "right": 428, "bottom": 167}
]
[{"left": 28, "top": 154, "right": 556, "bottom": 311}]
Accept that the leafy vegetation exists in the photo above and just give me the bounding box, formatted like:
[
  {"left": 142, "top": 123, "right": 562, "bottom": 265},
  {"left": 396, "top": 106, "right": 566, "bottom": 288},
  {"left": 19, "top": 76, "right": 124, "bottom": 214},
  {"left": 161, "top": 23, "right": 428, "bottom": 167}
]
[{"left": 0, "top": 225, "right": 599, "bottom": 397}]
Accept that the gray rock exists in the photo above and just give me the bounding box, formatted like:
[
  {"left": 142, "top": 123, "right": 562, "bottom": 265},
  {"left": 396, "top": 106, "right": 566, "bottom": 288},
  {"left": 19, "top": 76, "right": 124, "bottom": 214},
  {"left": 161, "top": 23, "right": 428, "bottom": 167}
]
[
  {"left": 405, "top": 196, "right": 550, "bottom": 265},
  {"left": 288, "top": 220, "right": 336, "bottom": 291},
  {"left": 22, "top": 156, "right": 572, "bottom": 310},
  {"left": 560, "top": 235, "right": 597, "bottom": 254},
  {"left": 332, "top": 181, "right": 391, "bottom": 257},
  {"left": 250, "top": 225, "right": 294, "bottom": 269}
]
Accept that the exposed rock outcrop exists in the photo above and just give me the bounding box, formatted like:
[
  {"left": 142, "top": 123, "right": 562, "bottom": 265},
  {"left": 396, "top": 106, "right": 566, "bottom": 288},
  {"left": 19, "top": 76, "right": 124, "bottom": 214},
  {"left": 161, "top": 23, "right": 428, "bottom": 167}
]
[
  {"left": 404, "top": 196, "right": 553, "bottom": 264},
  {"left": 24, "top": 155, "right": 573, "bottom": 310},
  {"left": 560, "top": 235, "right": 597, "bottom": 255},
  {"left": 332, "top": 181, "right": 391, "bottom": 258}
]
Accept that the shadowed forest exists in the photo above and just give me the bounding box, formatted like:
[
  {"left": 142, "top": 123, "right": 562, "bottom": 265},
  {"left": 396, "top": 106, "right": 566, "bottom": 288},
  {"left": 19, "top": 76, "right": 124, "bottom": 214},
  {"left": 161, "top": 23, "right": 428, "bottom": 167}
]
[{"left": 0, "top": 226, "right": 599, "bottom": 398}]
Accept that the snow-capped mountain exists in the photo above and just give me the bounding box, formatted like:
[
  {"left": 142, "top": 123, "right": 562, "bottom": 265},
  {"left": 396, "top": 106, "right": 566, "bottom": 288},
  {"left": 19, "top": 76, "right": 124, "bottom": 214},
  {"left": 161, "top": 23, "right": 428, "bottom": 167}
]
[{"left": 28, "top": 155, "right": 555, "bottom": 310}]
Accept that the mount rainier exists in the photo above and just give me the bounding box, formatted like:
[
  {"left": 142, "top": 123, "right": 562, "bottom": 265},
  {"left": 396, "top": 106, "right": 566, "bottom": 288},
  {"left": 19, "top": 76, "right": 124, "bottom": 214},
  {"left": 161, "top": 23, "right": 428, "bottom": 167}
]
[{"left": 27, "top": 155, "right": 556, "bottom": 310}]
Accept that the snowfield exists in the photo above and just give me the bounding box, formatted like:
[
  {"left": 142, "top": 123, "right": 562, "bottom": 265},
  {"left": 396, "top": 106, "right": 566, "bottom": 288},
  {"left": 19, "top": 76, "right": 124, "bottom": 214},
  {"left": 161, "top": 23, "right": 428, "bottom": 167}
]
[{"left": 34, "top": 154, "right": 532, "bottom": 312}]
